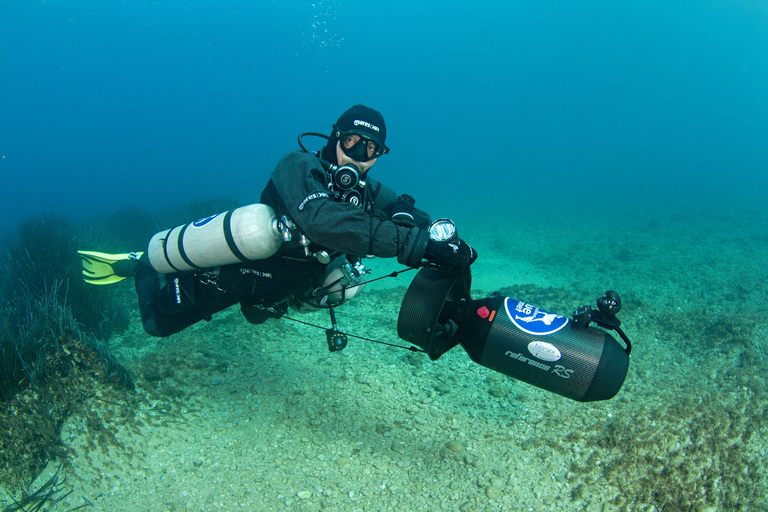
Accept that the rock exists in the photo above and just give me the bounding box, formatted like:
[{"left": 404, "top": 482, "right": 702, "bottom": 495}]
[
  {"left": 486, "top": 373, "right": 504, "bottom": 384},
  {"left": 486, "top": 485, "right": 502, "bottom": 499},
  {"left": 489, "top": 385, "right": 509, "bottom": 398},
  {"left": 445, "top": 440, "right": 465, "bottom": 453}
]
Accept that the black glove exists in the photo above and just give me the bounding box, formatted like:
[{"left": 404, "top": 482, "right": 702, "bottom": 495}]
[
  {"left": 384, "top": 194, "right": 431, "bottom": 229},
  {"left": 424, "top": 237, "right": 478, "bottom": 272}
]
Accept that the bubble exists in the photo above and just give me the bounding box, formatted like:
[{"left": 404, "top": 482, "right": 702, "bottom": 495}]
[{"left": 297, "top": 0, "right": 346, "bottom": 60}]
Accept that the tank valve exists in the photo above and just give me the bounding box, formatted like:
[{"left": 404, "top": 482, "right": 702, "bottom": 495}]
[{"left": 278, "top": 216, "right": 296, "bottom": 242}]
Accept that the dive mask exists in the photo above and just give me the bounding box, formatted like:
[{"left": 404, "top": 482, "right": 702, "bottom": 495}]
[{"left": 339, "top": 132, "right": 389, "bottom": 162}]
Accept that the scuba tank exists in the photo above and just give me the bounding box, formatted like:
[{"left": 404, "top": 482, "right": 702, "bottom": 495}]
[
  {"left": 147, "top": 204, "right": 284, "bottom": 274},
  {"left": 397, "top": 267, "right": 632, "bottom": 402}
]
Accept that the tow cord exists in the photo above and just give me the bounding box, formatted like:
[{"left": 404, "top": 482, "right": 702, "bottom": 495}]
[
  {"left": 283, "top": 314, "right": 425, "bottom": 353},
  {"left": 282, "top": 266, "right": 426, "bottom": 354}
]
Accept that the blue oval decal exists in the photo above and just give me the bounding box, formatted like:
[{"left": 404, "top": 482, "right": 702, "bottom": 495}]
[
  {"left": 505, "top": 298, "right": 569, "bottom": 336},
  {"left": 192, "top": 213, "right": 221, "bottom": 228}
]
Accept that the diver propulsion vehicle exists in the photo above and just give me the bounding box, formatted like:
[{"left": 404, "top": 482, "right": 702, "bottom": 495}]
[
  {"left": 398, "top": 269, "right": 632, "bottom": 402},
  {"left": 397, "top": 219, "right": 632, "bottom": 402}
]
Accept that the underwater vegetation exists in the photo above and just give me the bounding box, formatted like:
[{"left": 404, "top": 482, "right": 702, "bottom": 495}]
[
  {"left": 0, "top": 215, "right": 132, "bottom": 398},
  {"left": 0, "top": 198, "right": 243, "bottom": 494},
  {"left": 1, "top": 465, "right": 72, "bottom": 512},
  {"left": 0, "top": 215, "right": 130, "bottom": 342},
  {"left": 0, "top": 215, "right": 138, "bottom": 492}
]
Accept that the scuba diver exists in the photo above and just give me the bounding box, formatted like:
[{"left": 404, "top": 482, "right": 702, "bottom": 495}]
[
  {"left": 80, "top": 105, "right": 478, "bottom": 337},
  {"left": 80, "top": 105, "right": 633, "bottom": 403}
]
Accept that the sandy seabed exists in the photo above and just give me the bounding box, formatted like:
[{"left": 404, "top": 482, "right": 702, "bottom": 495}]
[{"left": 4, "top": 205, "right": 767, "bottom": 512}]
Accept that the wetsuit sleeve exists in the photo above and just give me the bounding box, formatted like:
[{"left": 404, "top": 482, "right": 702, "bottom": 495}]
[{"left": 269, "top": 151, "right": 429, "bottom": 265}]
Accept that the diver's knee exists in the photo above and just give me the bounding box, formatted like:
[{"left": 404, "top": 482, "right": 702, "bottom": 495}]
[{"left": 140, "top": 316, "right": 167, "bottom": 337}]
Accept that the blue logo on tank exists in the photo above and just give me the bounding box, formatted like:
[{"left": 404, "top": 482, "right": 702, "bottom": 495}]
[
  {"left": 192, "top": 213, "right": 221, "bottom": 228},
  {"left": 504, "top": 298, "right": 569, "bottom": 335}
]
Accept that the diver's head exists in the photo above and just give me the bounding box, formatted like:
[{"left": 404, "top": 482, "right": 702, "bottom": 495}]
[{"left": 322, "top": 105, "right": 389, "bottom": 172}]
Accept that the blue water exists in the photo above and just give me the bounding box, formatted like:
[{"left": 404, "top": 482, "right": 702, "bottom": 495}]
[{"left": 1, "top": 0, "right": 766, "bottom": 237}]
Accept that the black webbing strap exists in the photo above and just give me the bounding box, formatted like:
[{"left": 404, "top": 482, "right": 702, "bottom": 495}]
[
  {"left": 176, "top": 223, "right": 201, "bottom": 270},
  {"left": 162, "top": 227, "right": 185, "bottom": 273},
  {"left": 222, "top": 210, "right": 249, "bottom": 263}
]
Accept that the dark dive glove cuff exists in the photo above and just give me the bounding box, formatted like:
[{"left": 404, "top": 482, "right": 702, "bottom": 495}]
[{"left": 401, "top": 228, "right": 430, "bottom": 268}]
